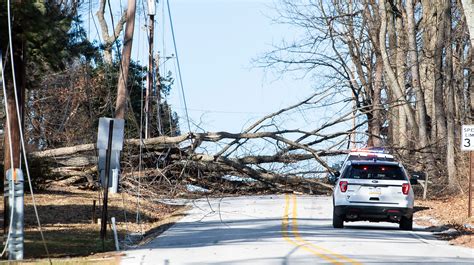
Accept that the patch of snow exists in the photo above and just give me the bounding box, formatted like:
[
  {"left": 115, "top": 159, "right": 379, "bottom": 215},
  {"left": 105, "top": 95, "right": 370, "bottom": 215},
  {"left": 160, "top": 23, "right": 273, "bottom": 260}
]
[
  {"left": 186, "top": 184, "right": 211, "bottom": 193},
  {"left": 221, "top": 175, "right": 256, "bottom": 182}
]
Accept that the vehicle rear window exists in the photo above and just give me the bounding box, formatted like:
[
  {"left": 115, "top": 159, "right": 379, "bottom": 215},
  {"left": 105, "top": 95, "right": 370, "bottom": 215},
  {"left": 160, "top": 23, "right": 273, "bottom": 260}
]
[{"left": 344, "top": 165, "right": 406, "bottom": 180}]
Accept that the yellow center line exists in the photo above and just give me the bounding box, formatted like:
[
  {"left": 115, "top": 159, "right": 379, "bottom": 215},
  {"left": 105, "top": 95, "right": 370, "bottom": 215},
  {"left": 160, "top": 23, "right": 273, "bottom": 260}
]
[
  {"left": 282, "top": 194, "right": 362, "bottom": 265},
  {"left": 282, "top": 195, "right": 341, "bottom": 264}
]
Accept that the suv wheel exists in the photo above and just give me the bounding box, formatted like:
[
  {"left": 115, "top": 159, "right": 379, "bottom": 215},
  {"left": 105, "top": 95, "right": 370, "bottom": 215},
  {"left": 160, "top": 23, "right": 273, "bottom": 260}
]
[
  {"left": 399, "top": 216, "right": 413, "bottom": 230},
  {"left": 333, "top": 210, "right": 344, "bottom": 228}
]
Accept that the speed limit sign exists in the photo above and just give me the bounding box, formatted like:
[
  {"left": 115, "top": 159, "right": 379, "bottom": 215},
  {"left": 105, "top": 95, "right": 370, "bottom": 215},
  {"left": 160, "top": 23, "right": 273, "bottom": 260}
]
[{"left": 462, "top": 125, "right": 474, "bottom": 151}]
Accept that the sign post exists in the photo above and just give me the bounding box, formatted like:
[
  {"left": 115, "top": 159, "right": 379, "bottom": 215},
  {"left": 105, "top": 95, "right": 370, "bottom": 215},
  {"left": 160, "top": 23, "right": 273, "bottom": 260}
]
[
  {"left": 470, "top": 152, "right": 472, "bottom": 218},
  {"left": 97, "top": 117, "right": 124, "bottom": 249},
  {"left": 461, "top": 125, "right": 474, "bottom": 218},
  {"left": 97, "top": 118, "right": 125, "bottom": 193}
]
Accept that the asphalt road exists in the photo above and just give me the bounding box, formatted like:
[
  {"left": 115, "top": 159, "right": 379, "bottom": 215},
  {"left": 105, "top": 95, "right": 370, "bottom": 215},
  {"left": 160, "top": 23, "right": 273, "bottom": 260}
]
[{"left": 121, "top": 195, "right": 473, "bottom": 264}]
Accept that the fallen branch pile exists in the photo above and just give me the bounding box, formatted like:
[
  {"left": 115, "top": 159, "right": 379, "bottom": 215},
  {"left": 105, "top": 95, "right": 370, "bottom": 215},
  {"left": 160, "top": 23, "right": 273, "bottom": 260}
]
[{"left": 29, "top": 91, "right": 365, "bottom": 195}]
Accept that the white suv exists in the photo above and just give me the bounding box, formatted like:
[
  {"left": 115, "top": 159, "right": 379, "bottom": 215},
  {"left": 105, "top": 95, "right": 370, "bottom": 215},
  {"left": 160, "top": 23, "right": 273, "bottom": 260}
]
[{"left": 331, "top": 160, "right": 417, "bottom": 230}]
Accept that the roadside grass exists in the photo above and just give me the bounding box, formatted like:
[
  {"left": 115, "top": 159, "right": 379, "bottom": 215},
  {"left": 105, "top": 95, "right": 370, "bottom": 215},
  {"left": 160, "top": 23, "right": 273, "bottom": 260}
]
[
  {"left": 1, "top": 183, "right": 185, "bottom": 262},
  {"left": 23, "top": 226, "right": 115, "bottom": 258}
]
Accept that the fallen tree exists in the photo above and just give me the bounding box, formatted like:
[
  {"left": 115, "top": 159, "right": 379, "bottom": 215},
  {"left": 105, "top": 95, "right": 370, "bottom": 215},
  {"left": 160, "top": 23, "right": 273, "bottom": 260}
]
[{"left": 29, "top": 90, "right": 367, "bottom": 195}]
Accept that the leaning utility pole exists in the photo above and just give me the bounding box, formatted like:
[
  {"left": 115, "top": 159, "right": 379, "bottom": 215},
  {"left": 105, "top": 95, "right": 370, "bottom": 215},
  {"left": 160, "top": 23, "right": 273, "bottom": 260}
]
[
  {"left": 115, "top": 0, "right": 137, "bottom": 119},
  {"left": 145, "top": 0, "right": 156, "bottom": 138}
]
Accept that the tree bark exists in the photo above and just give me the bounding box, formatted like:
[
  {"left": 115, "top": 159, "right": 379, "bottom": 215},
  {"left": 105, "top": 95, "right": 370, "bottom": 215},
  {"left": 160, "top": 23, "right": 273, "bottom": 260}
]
[
  {"left": 115, "top": 0, "right": 137, "bottom": 119},
  {"left": 444, "top": 1, "right": 461, "bottom": 193},
  {"left": 453, "top": 35, "right": 465, "bottom": 123},
  {"left": 406, "top": 0, "right": 430, "bottom": 151},
  {"left": 393, "top": 0, "right": 409, "bottom": 153},
  {"left": 379, "top": 0, "right": 419, "bottom": 138},
  {"left": 371, "top": 59, "right": 383, "bottom": 147},
  {"left": 420, "top": 0, "right": 438, "bottom": 128},
  {"left": 387, "top": 4, "right": 399, "bottom": 148},
  {"left": 433, "top": 0, "right": 448, "bottom": 141}
]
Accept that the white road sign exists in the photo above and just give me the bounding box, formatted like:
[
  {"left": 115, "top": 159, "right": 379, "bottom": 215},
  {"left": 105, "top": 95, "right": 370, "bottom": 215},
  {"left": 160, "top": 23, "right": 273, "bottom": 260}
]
[
  {"left": 97, "top": 117, "right": 125, "bottom": 151},
  {"left": 461, "top": 125, "right": 474, "bottom": 151}
]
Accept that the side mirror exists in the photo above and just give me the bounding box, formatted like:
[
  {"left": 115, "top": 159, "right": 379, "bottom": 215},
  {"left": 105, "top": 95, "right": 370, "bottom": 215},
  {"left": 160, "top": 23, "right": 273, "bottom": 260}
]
[
  {"left": 410, "top": 178, "right": 418, "bottom": 185},
  {"left": 409, "top": 171, "right": 426, "bottom": 181},
  {"left": 328, "top": 171, "right": 340, "bottom": 185}
]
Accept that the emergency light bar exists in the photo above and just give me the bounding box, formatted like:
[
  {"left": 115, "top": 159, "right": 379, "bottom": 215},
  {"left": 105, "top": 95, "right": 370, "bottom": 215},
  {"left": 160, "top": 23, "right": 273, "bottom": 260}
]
[{"left": 350, "top": 147, "right": 388, "bottom": 154}]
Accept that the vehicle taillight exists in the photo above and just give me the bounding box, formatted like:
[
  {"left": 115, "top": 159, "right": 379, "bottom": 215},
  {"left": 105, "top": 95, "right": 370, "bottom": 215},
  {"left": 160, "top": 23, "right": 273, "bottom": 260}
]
[
  {"left": 402, "top": 183, "right": 410, "bottom": 195},
  {"left": 339, "top": 181, "right": 348, "bottom": 193}
]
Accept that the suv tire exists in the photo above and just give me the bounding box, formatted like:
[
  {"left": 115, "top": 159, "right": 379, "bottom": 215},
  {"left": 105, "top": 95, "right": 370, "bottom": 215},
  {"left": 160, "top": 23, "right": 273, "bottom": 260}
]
[
  {"left": 399, "top": 216, "right": 413, "bottom": 230},
  {"left": 333, "top": 210, "right": 344, "bottom": 228}
]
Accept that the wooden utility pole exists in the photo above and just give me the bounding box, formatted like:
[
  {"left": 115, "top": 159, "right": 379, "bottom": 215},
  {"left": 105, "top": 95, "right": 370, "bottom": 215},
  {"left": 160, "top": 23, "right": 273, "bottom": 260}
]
[
  {"left": 145, "top": 14, "right": 154, "bottom": 138},
  {"left": 155, "top": 54, "right": 163, "bottom": 135},
  {"left": 2, "top": 11, "right": 25, "bottom": 243},
  {"left": 3, "top": 62, "right": 22, "bottom": 173},
  {"left": 115, "top": 0, "right": 137, "bottom": 119}
]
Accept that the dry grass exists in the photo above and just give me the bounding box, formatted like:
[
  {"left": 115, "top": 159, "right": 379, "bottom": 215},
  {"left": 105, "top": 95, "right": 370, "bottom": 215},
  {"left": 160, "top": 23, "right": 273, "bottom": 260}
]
[{"left": 415, "top": 194, "right": 473, "bottom": 248}]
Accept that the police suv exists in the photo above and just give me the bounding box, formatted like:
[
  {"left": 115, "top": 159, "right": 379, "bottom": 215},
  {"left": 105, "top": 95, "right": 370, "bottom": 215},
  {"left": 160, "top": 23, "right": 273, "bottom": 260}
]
[{"left": 331, "top": 149, "right": 418, "bottom": 230}]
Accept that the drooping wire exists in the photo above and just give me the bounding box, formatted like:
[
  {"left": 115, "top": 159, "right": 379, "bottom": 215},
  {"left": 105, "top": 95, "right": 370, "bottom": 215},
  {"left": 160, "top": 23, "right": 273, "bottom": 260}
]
[
  {"left": 166, "top": 0, "right": 192, "bottom": 136},
  {"left": 5, "top": 0, "right": 51, "bottom": 262},
  {"left": 162, "top": 0, "right": 166, "bottom": 76},
  {"left": 160, "top": 0, "right": 174, "bottom": 136}
]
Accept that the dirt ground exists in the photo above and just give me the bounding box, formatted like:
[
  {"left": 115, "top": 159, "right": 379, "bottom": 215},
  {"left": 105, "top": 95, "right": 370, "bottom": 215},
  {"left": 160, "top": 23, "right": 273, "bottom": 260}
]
[{"left": 415, "top": 194, "right": 474, "bottom": 248}]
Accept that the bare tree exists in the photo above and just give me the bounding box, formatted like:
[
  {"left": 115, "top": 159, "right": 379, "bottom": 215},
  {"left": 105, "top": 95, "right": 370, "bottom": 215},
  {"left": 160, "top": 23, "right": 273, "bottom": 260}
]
[
  {"left": 406, "top": 0, "right": 430, "bottom": 152},
  {"left": 96, "top": 0, "right": 127, "bottom": 64},
  {"left": 256, "top": 0, "right": 472, "bottom": 194},
  {"left": 444, "top": 1, "right": 461, "bottom": 192}
]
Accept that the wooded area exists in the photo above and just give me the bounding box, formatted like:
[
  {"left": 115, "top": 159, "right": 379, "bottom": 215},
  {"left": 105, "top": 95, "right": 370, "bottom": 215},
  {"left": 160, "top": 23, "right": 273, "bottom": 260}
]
[
  {"left": 259, "top": 0, "right": 473, "bottom": 194},
  {"left": 1, "top": 0, "right": 473, "bottom": 197}
]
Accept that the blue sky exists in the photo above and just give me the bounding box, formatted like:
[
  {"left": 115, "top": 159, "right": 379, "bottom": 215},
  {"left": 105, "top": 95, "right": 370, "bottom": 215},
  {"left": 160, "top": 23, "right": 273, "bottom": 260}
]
[
  {"left": 135, "top": 0, "right": 316, "bottom": 132},
  {"left": 85, "top": 0, "right": 351, "bottom": 135},
  {"left": 83, "top": 0, "right": 358, "bottom": 167}
]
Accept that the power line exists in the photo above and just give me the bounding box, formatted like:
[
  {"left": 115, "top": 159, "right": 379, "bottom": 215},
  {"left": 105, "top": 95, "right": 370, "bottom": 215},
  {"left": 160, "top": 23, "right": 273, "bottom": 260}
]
[{"left": 166, "top": 0, "right": 192, "bottom": 135}]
